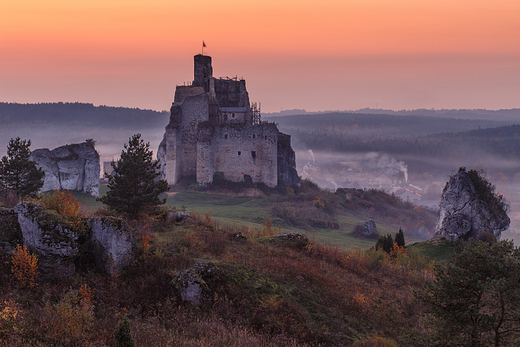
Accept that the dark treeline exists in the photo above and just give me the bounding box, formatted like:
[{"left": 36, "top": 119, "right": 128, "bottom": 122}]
[
  {"left": 266, "top": 112, "right": 513, "bottom": 139},
  {"left": 0, "top": 102, "right": 168, "bottom": 129}
]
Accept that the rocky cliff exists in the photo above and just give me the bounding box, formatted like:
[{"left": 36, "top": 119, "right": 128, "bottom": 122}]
[
  {"left": 435, "top": 168, "right": 510, "bottom": 241},
  {"left": 0, "top": 202, "right": 134, "bottom": 278},
  {"left": 30, "top": 141, "right": 100, "bottom": 197}
]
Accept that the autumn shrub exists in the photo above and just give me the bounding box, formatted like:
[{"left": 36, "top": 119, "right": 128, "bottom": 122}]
[
  {"left": 11, "top": 244, "right": 38, "bottom": 288},
  {"left": 43, "top": 287, "right": 94, "bottom": 346},
  {"left": 0, "top": 297, "right": 23, "bottom": 340},
  {"left": 40, "top": 190, "right": 84, "bottom": 231}
]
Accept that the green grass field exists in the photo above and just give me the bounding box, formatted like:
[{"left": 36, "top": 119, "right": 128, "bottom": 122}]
[{"left": 72, "top": 186, "right": 432, "bottom": 251}]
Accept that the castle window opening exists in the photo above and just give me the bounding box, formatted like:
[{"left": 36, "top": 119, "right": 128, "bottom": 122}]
[
  {"left": 264, "top": 135, "right": 267, "bottom": 140},
  {"left": 252, "top": 134, "right": 256, "bottom": 139},
  {"left": 251, "top": 151, "right": 256, "bottom": 160},
  {"left": 232, "top": 113, "right": 235, "bottom": 118},
  {"left": 238, "top": 151, "right": 241, "bottom": 156},
  {"left": 224, "top": 134, "right": 228, "bottom": 139}
]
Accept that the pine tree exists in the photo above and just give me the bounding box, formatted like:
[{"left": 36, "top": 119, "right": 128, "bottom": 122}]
[
  {"left": 395, "top": 228, "right": 405, "bottom": 247},
  {"left": 99, "top": 134, "right": 168, "bottom": 218},
  {"left": 114, "top": 315, "right": 135, "bottom": 347},
  {"left": 375, "top": 234, "right": 394, "bottom": 254},
  {"left": 0, "top": 137, "right": 44, "bottom": 197}
]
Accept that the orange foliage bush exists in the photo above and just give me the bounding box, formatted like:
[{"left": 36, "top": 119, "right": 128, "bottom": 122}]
[
  {"left": 0, "top": 298, "right": 23, "bottom": 339},
  {"left": 40, "top": 190, "right": 84, "bottom": 230},
  {"left": 43, "top": 287, "right": 94, "bottom": 345},
  {"left": 11, "top": 244, "right": 38, "bottom": 288}
]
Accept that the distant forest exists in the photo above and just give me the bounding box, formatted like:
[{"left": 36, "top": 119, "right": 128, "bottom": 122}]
[
  {"left": 0, "top": 102, "right": 168, "bottom": 129},
  {"left": 266, "top": 112, "right": 520, "bottom": 178}
]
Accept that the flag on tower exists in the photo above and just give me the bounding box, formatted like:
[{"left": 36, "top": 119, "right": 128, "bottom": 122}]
[{"left": 203, "top": 41, "right": 206, "bottom": 47}]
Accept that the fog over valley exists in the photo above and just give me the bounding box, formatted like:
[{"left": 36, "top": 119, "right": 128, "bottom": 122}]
[{"left": 2, "top": 103, "right": 520, "bottom": 243}]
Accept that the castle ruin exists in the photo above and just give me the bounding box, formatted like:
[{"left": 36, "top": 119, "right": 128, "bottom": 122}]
[{"left": 158, "top": 54, "right": 300, "bottom": 188}]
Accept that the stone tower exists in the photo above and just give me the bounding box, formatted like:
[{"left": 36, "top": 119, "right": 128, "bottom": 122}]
[{"left": 193, "top": 54, "right": 213, "bottom": 92}]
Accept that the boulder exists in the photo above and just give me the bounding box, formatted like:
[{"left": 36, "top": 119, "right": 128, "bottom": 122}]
[
  {"left": 30, "top": 141, "right": 100, "bottom": 197},
  {"left": 435, "top": 169, "right": 510, "bottom": 241},
  {"left": 89, "top": 217, "right": 134, "bottom": 275},
  {"left": 353, "top": 219, "right": 379, "bottom": 238},
  {"left": 175, "top": 260, "right": 219, "bottom": 306},
  {"left": 14, "top": 202, "right": 79, "bottom": 278}
]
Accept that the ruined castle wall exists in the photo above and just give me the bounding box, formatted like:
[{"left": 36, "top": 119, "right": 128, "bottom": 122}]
[
  {"left": 207, "top": 123, "right": 278, "bottom": 187},
  {"left": 196, "top": 127, "right": 216, "bottom": 186},
  {"left": 179, "top": 93, "right": 210, "bottom": 176},
  {"left": 157, "top": 128, "right": 180, "bottom": 185},
  {"left": 174, "top": 86, "right": 205, "bottom": 104},
  {"left": 277, "top": 132, "right": 301, "bottom": 187}
]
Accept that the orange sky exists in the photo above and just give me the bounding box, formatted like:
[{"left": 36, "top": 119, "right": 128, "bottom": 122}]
[{"left": 1, "top": 0, "right": 519, "bottom": 112}]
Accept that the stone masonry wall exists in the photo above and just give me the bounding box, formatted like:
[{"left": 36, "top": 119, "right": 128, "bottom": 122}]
[
  {"left": 196, "top": 127, "right": 216, "bottom": 186},
  {"left": 179, "top": 93, "right": 209, "bottom": 177},
  {"left": 199, "top": 123, "right": 278, "bottom": 187}
]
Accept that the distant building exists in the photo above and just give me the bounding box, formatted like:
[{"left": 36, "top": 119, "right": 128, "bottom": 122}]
[{"left": 157, "top": 54, "right": 300, "bottom": 188}]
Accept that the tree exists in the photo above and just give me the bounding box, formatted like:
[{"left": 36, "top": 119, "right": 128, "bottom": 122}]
[
  {"left": 114, "top": 315, "right": 135, "bottom": 347},
  {"left": 0, "top": 137, "right": 44, "bottom": 198},
  {"left": 417, "top": 240, "right": 520, "bottom": 346},
  {"left": 99, "top": 134, "right": 168, "bottom": 218},
  {"left": 395, "top": 228, "right": 405, "bottom": 247},
  {"left": 375, "top": 234, "right": 393, "bottom": 254}
]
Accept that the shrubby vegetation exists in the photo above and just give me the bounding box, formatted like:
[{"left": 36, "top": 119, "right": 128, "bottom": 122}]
[{"left": 3, "top": 181, "right": 520, "bottom": 345}]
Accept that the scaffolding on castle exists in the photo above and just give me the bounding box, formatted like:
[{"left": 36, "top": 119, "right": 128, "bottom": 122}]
[{"left": 251, "top": 102, "right": 261, "bottom": 125}]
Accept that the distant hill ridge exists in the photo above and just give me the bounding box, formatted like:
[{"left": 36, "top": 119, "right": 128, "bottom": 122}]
[
  {"left": 0, "top": 102, "right": 168, "bottom": 129},
  {"left": 265, "top": 107, "right": 520, "bottom": 120}
]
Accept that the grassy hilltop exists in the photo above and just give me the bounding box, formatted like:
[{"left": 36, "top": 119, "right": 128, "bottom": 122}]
[
  {"left": 1, "top": 185, "right": 445, "bottom": 346},
  {"left": 77, "top": 180, "right": 438, "bottom": 251}
]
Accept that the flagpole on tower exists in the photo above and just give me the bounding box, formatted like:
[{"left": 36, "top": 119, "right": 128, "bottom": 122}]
[{"left": 202, "top": 41, "right": 206, "bottom": 55}]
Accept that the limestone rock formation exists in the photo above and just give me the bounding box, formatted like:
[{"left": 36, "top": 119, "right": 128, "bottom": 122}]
[
  {"left": 435, "top": 169, "right": 510, "bottom": 241},
  {"left": 30, "top": 141, "right": 100, "bottom": 197},
  {"left": 0, "top": 202, "right": 135, "bottom": 278},
  {"left": 14, "top": 202, "right": 79, "bottom": 278},
  {"left": 353, "top": 219, "right": 379, "bottom": 238},
  {"left": 89, "top": 217, "right": 134, "bottom": 275}
]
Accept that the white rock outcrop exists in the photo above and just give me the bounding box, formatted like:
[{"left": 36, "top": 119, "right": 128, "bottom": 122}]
[
  {"left": 89, "top": 217, "right": 135, "bottom": 275},
  {"left": 14, "top": 202, "right": 79, "bottom": 278},
  {"left": 0, "top": 202, "right": 135, "bottom": 278},
  {"left": 30, "top": 141, "right": 100, "bottom": 197},
  {"left": 435, "top": 169, "right": 510, "bottom": 241}
]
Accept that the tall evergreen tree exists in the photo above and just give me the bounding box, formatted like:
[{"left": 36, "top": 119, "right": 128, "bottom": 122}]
[
  {"left": 375, "top": 234, "right": 394, "bottom": 254},
  {"left": 114, "top": 315, "right": 135, "bottom": 347},
  {"left": 0, "top": 137, "right": 44, "bottom": 197},
  {"left": 395, "top": 228, "right": 405, "bottom": 247},
  {"left": 99, "top": 134, "right": 168, "bottom": 217}
]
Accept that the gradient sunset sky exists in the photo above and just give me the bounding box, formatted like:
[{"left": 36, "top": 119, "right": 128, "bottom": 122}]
[{"left": 1, "top": 0, "right": 519, "bottom": 113}]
